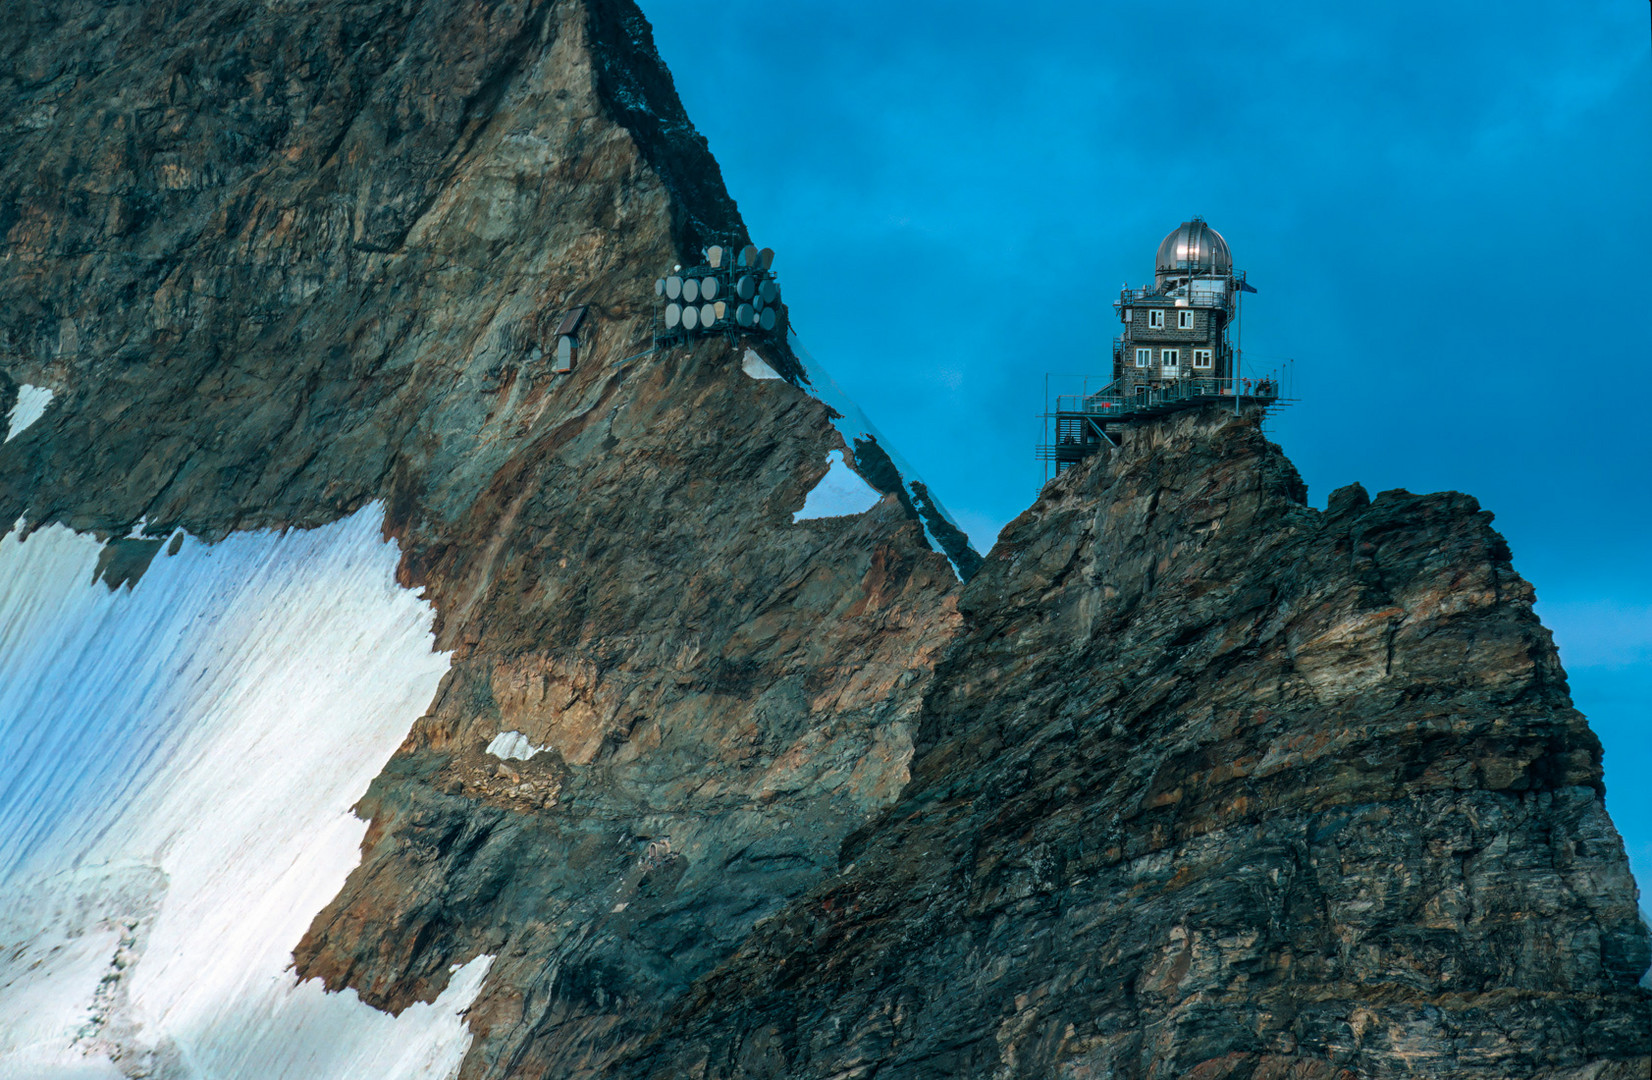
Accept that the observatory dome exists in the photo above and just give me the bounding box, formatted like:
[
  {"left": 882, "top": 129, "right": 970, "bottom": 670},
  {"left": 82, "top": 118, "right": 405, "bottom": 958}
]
[{"left": 1155, "top": 218, "right": 1232, "bottom": 281}]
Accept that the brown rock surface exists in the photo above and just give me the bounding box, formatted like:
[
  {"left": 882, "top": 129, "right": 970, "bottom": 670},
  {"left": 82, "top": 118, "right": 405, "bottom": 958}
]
[
  {"left": 1, "top": 2, "right": 1645, "bottom": 1078},
  {"left": 0, "top": 1, "right": 965, "bottom": 1074},
  {"left": 0, "top": 0, "right": 748, "bottom": 540},
  {"left": 615, "top": 406, "right": 1649, "bottom": 1079}
]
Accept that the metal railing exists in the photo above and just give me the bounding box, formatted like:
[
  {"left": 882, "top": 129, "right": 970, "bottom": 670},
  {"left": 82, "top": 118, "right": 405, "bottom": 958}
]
[
  {"left": 1037, "top": 360, "right": 1295, "bottom": 482},
  {"left": 1056, "top": 374, "right": 1280, "bottom": 418},
  {"left": 1113, "top": 270, "right": 1248, "bottom": 312}
]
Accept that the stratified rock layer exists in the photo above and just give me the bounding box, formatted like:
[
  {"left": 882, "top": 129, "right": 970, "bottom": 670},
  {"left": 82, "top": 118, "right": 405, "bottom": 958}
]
[
  {"left": 0, "top": 1, "right": 962, "bottom": 1075},
  {"left": 0, "top": 0, "right": 745, "bottom": 540},
  {"left": 619, "top": 406, "right": 1650, "bottom": 1080}
]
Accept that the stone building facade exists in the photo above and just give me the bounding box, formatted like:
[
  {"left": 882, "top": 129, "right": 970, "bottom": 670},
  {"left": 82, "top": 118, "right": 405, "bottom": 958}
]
[{"left": 1112, "top": 217, "right": 1249, "bottom": 388}]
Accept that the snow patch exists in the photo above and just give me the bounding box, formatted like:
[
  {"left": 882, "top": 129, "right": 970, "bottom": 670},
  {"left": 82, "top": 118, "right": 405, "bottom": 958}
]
[
  {"left": 487, "top": 730, "right": 548, "bottom": 761},
  {"left": 5, "top": 384, "right": 54, "bottom": 441},
  {"left": 0, "top": 505, "right": 490, "bottom": 1080},
  {"left": 793, "top": 450, "right": 883, "bottom": 522},
  {"left": 741, "top": 348, "right": 782, "bottom": 380}
]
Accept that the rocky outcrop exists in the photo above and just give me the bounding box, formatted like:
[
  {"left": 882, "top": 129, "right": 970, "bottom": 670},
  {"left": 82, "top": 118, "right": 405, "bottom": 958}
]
[
  {"left": 1, "top": 2, "right": 1645, "bottom": 1078},
  {"left": 0, "top": 1, "right": 964, "bottom": 1075},
  {"left": 617, "top": 406, "right": 1650, "bottom": 1080},
  {"left": 0, "top": 0, "right": 749, "bottom": 541},
  {"left": 291, "top": 337, "right": 964, "bottom": 1077}
]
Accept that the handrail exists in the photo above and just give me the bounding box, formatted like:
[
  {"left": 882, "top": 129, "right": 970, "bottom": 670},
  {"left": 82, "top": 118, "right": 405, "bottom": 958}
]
[
  {"left": 1040, "top": 357, "right": 1295, "bottom": 481},
  {"left": 1052, "top": 375, "right": 1281, "bottom": 418}
]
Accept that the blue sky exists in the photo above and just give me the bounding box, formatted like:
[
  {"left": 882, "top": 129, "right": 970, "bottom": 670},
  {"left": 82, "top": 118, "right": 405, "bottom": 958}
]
[{"left": 641, "top": 1, "right": 1652, "bottom": 907}]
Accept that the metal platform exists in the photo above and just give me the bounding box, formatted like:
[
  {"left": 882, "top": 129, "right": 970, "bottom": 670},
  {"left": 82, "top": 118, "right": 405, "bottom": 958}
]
[{"left": 1038, "top": 372, "right": 1293, "bottom": 476}]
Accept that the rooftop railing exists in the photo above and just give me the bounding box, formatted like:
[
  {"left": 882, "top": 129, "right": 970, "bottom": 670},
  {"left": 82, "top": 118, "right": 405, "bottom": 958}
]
[{"left": 1114, "top": 270, "right": 1248, "bottom": 311}]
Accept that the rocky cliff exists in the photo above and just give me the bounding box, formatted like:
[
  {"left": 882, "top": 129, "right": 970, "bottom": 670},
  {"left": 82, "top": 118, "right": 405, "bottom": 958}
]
[
  {"left": 618, "top": 407, "right": 1651, "bottom": 1080},
  {"left": 0, "top": 1, "right": 966, "bottom": 1074},
  {"left": 0, "top": 2, "right": 1645, "bottom": 1079}
]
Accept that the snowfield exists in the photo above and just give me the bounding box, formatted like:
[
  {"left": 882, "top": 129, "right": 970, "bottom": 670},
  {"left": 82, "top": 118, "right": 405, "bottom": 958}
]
[{"left": 0, "top": 506, "right": 489, "bottom": 1080}]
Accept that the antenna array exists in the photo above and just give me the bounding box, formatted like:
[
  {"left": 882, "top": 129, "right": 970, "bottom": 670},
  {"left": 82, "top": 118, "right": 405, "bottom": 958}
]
[{"left": 654, "top": 243, "right": 783, "bottom": 344}]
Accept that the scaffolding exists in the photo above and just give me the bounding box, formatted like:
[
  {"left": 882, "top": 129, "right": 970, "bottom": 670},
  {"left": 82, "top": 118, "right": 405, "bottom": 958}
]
[{"left": 1038, "top": 364, "right": 1295, "bottom": 481}]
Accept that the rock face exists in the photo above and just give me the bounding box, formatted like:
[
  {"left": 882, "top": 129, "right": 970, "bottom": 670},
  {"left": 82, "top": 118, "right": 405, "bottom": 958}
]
[
  {"left": 0, "top": 1, "right": 964, "bottom": 1074},
  {"left": 0, "top": 2, "right": 1646, "bottom": 1078},
  {"left": 618, "top": 407, "right": 1650, "bottom": 1080},
  {"left": 0, "top": 0, "right": 744, "bottom": 540}
]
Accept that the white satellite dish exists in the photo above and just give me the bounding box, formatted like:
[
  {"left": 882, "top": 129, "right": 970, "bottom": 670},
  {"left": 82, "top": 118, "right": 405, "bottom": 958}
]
[
  {"left": 683, "top": 278, "right": 700, "bottom": 303},
  {"left": 740, "top": 244, "right": 758, "bottom": 268},
  {"left": 759, "top": 307, "right": 776, "bottom": 331},
  {"left": 654, "top": 278, "right": 665, "bottom": 296},
  {"left": 714, "top": 300, "right": 727, "bottom": 318},
  {"left": 665, "top": 276, "right": 682, "bottom": 300},
  {"left": 700, "top": 276, "right": 718, "bottom": 300},
  {"left": 683, "top": 305, "right": 699, "bottom": 330},
  {"left": 757, "top": 247, "right": 775, "bottom": 270},
  {"left": 758, "top": 279, "right": 778, "bottom": 304},
  {"left": 736, "top": 303, "right": 755, "bottom": 328},
  {"left": 700, "top": 303, "right": 715, "bottom": 326},
  {"left": 707, "top": 245, "right": 724, "bottom": 268},
  {"left": 736, "top": 275, "right": 755, "bottom": 300},
  {"left": 665, "top": 303, "right": 681, "bottom": 329}
]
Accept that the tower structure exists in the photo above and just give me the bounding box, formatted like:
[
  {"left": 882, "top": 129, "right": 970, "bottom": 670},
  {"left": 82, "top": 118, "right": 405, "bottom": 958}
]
[
  {"left": 1112, "top": 217, "right": 1252, "bottom": 389},
  {"left": 1040, "top": 217, "right": 1284, "bottom": 477}
]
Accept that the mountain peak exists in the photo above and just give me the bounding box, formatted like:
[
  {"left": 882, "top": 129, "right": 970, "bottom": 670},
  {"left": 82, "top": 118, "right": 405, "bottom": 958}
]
[{"left": 0, "top": 4, "right": 1642, "bottom": 1079}]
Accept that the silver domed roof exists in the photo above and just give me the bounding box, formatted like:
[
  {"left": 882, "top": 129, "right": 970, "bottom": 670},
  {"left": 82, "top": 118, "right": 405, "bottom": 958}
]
[{"left": 1155, "top": 217, "right": 1232, "bottom": 281}]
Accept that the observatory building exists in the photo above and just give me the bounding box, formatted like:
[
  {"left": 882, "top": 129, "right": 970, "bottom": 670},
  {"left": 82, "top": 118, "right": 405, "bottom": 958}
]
[
  {"left": 1042, "top": 217, "right": 1284, "bottom": 475},
  {"left": 1113, "top": 217, "right": 1252, "bottom": 388}
]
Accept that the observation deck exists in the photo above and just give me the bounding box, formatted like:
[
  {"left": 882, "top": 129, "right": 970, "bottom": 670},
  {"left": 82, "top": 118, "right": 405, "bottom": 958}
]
[{"left": 1039, "top": 370, "right": 1293, "bottom": 476}]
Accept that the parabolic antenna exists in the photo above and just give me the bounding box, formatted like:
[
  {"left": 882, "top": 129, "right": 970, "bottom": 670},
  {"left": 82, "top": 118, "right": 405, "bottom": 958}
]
[
  {"left": 700, "top": 276, "right": 719, "bottom": 300},
  {"left": 700, "top": 303, "right": 715, "bottom": 326},
  {"left": 714, "top": 300, "right": 727, "bottom": 319},
  {"left": 757, "top": 247, "right": 775, "bottom": 270},
  {"left": 758, "top": 279, "right": 778, "bottom": 304},
  {"left": 736, "top": 303, "right": 754, "bottom": 328},
  {"left": 654, "top": 278, "right": 665, "bottom": 296},
  {"left": 753, "top": 293, "right": 764, "bottom": 312},
  {"left": 707, "top": 245, "right": 724, "bottom": 268},
  {"left": 683, "top": 305, "right": 699, "bottom": 330},
  {"left": 683, "top": 278, "right": 700, "bottom": 303},
  {"left": 665, "top": 303, "right": 681, "bottom": 329},
  {"left": 736, "top": 275, "right": 755, "bottom": 300},
  {"left": 759, "top": 307, "right": 776, "bottom": 331},
  {"left": 665, "top": 276, "right": 682, "bottom": 300},
  {"left": 740, "top": 244, "right": 758, "bottom": 268}
]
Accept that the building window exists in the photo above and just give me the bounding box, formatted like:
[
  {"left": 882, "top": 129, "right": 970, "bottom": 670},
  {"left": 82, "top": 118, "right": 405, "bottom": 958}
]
[
  {"left": 1192, "top": 349, "right": 1213, "bottom": 369},
  {"left": 1148, "top": 309, "right": 1165, "bottom": 329},
  {"left": 1135, "top": 348, "right": 1153, "bottom": 367},
  {"left": 1161, "top": 349, "right": 1179, "bottom": 368},
  {"left": 1178, "top": 310, "right": 1195, "bottom": 329}
]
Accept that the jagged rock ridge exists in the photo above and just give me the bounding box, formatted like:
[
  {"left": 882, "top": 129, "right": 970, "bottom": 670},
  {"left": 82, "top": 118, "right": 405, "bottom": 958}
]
[
  {"left": 616, "top": 406, "right": 1650, "bottom": 1079},
  {"left": 0, "top": 0, "right": 968, "bottom": 1074}
]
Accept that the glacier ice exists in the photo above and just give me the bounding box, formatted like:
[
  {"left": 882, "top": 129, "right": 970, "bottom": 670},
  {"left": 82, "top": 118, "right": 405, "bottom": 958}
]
[
  {"left": 793, "top": 450, "right": 884, "bottom": 522},
  {"left": 0, "top": 506, "right": 491, "bottom": 1080},
  {"left": 5, "top": 384, "right": 53, "bottom": 442}
]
